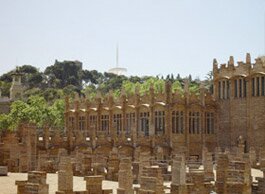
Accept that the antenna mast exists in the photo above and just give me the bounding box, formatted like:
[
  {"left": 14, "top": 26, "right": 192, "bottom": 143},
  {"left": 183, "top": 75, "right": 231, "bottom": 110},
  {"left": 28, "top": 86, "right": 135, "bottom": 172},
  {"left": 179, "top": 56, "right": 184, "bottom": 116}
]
[
  {"left": 108, "top": 43, "right": 127, "bottom": 75},
  {"left": 116, "top": 43, "right": 119, "bottom": 67}
]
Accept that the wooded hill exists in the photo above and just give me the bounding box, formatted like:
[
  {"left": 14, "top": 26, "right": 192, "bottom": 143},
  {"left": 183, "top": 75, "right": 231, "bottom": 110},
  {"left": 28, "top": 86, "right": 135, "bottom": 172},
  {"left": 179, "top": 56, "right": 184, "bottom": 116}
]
[{"left": 0, "top": 60, "right": 213, "bottom": 131}]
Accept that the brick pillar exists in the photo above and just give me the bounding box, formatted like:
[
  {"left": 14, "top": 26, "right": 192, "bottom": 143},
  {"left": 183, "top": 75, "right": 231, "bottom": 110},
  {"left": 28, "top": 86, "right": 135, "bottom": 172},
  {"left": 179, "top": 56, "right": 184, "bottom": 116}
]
[
  {"left": 43, "top": 126, "right": 49, "bottom": 150},
  {"left": 171, "top": 155, "right": 186, "bottom": 185},
  {"left": 84, "top": 175, "right": 104, "bottom": 194},
  {"left": 15, "top": 180, "right": 27, "bottom": 194},
  {"left": 149, "top": 84, "right": 155, "bottom": 137},
  {"left": 139, "top": 166, "right": 165, "bottom": 194},
  {"left": 16, "top": 171, "right": 49, "bottom": 194},
  {"left": 216, "top": 153, "right": 229, "bottom": 194},
  {"left": 57, "top": 157, "right": 73, "bottom": 193},
  {"left": 117, "top": 158, "right": 133, "bottom": 194},
  {"left": 202, "top": 147, "right": 214, "bottom": 181},
  {"left": 139, "top": 152, "right": 151, "bottom": 184}
]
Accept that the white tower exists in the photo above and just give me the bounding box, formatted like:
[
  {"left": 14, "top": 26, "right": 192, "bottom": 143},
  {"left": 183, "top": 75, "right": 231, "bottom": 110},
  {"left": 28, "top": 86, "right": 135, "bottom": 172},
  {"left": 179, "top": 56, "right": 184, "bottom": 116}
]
[{"left": 108, "top": 44, "right": 127, "bottom": 75}]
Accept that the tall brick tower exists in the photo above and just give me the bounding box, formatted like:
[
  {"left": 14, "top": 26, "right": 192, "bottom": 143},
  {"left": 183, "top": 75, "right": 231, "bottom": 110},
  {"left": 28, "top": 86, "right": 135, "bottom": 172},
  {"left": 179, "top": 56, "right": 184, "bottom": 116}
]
[
  {"left": 213, "top": 54, "right": 265, "bottom": 153},
  {"left": 10, "top": 67, "right": 24, "bottom": 100}
]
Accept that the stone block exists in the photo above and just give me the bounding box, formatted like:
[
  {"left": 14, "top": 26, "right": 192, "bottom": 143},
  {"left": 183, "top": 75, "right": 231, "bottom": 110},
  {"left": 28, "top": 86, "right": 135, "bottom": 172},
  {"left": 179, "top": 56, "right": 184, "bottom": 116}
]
[{"left": 0, "top": 166, "right": 8, "bottom": 176}]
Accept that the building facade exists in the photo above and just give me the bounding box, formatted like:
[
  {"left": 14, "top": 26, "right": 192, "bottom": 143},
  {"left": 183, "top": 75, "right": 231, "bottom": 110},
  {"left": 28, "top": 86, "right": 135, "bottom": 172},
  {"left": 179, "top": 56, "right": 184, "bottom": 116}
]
[
  {"left": 214, "top": 54, "right": 265, "bottom": 153},
  {"left": 64, "top": 53, "right": 265, "bottom": 158},
  {"left": 65, "top": 81, "right": 217, "bottom": 159}
]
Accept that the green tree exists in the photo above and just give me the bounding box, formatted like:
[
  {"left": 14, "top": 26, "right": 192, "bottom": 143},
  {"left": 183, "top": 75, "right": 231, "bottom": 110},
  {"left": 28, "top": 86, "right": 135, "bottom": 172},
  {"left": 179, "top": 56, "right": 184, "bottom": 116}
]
[
  {"left": 48, "top": 99, "right": 65, "bottom": 129},
  {"left": 204, "top": 71, "right": 213, "bottom": 93},
  {"left": 172, "top": 80, "right": 183, "bottom": 94},
  {"left": 6, "top": 96, "right": 65, "bottom": 130},
  {"left": 44, "top": 60, "right": 83, "bottom": 90},
  {"left": 8, "top": 100, "right": 29, "bottom": 129},
  {"left": 0, "top": 114, "right": 10, "bottom": 131}
]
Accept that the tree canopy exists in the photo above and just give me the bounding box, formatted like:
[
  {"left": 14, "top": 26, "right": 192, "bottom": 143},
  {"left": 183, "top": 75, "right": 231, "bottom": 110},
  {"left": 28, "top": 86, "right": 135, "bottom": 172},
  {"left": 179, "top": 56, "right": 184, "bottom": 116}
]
[
  {"left": 0, "top": 60, "right": 214, "bottom": 132},
  {"left": 0, "top": 96, "right": 65, "bottom": 131}
]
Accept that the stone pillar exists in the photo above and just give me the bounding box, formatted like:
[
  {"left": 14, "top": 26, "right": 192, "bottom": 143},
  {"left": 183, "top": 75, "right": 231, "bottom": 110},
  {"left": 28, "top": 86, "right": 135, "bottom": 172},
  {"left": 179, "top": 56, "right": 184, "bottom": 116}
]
[
  {"left": 249, "top": 147, "right": 257, "bottom": 167},
  {"left": 139, "top": 166, "right": 165, "bottom": 194},
  {"left": 171, "top": 155, "right": 186, "bottom": 185},
  {"left": 0, "top": 166, "right": 8, "bottom": 176},
  {"left": 43, "top": 126, "right": 49, "bottom": 150},
  {"left": 96, "top": 94, "right": 102, "bottom": 136},
  {"left": 216, "top": 153, "right": 229, "bottom": 194},
  {"left": 84, "top": 175, "right": 104, "bottom": 194},
  {"left": 57, "top": 156, "right": 73, "bottom": 193},
  {"left": 16, "top": 171, "right": 49, "bottom": 194},
  {"left": 236, "top": 136, "right": 245, "bottom": 160},
  {"left": 135, "top": 86, "right": 140, "bottom": 137},
  {"left": 149, "top": 84, "right": 155, "bottom": 137},
  {"left": 139, "top": 152, "right": 151, "bottom": 184},
  {"left": 74, "top": 94, "right": 80, "bottom": 131},
  {"left": 82, "top": 156, "right": 92, "bottom": 176},
  {"left": 117, "top": 158, "right": 133, "bottom": 194},
  {"left": 165, "top": 81, "right": 172, "bottom": 140},
  {"left": 108, "top": 92, "right": 114, "bottom": 138},
  {"left": 171, "top": 155, "right": 187, "bottom": 194},
  {"left": 16, "top": 180, "right": 27, "bottom": 194},
  {"left": 256, "top": 158, "right": 265, "bottom": 193},
  {"left": 26, "top": 124, "right": 37, "bottom": 171},
  {"left": 106, "top": 151, "right": 120, "bottom": 181},
  {"left": 202, "top": 147, "right": 214, "bottom": 181}
]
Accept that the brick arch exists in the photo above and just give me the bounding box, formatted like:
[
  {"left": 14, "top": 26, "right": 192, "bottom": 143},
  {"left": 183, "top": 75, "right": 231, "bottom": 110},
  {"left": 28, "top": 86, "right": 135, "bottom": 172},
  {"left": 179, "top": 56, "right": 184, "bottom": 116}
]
[
  {"left": 138, "top": 145, "right": 152, "bottom": 153},
  {"left": 94, "top": 145, "right": 112, "bottom": 156},
  {"left": 154, "top": 145, "right": 172, "bottom": 160},
  {"left": 118, "top": 145, "right": 134, "bottom": 158}
]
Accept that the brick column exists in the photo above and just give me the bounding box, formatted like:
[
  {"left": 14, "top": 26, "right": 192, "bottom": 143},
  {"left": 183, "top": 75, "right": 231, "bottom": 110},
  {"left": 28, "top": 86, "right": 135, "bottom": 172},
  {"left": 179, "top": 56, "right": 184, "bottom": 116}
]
[{"left": 84, "top": 175, "right": 104, "bottom": 194}]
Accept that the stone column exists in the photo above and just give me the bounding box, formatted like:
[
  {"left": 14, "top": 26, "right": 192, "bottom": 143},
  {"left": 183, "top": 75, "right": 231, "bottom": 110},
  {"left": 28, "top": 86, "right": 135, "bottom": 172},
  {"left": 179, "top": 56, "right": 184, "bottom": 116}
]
[
  {"left": 171, "top": 154, "right": 187, "bottom": 194},
  {"left": 139, "top": 166, "right": 165, "bottom": 194},
  {"left": 216, "top": 153, "right": 229, "bottom": 194},
  {"left": 16, "top": 171, "right": 49, "bottom": 194},
  {"left": 43, "top": 126, "right": 49, "bottom": 150},
  {"left": 202, "top": 147, "right": 214, "bottom": 181},
  {"left": 84, "top": 175, "right": 104, "bottom": 194},
  {"left": 57, "top": 156, "right": 73, "bottom": 193},
  {"left": 117, "top": 158, "right": 133, "bottom": 194},
  {"left": 26, "top": 124, "right": 37, "bottom": 171},
  {"left": 139, "top": 152, "right": 151, "bottom": 184},
  {"left": 149, "top": 84, "right": 155, "bottom": 137},
  {"left": 171, "top": 154, "right": 186, "bottom": 185}
]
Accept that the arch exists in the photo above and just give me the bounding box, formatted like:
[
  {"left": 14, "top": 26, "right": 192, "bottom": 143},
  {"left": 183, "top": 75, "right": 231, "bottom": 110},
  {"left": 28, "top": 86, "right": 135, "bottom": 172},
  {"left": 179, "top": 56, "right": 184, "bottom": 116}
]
[
  {"left": 118, "top": 145, "right": 134, "bottom": 158},
  {"left": 215, "top": 76, "right": 230, "bottom": 81},
  {"left": 94, "top": 145, "right": 113, "bottom": 156},
  {"left": 249, "top": 72, "right": 265, "bottom": 78},
  {"left": 154, "top": 145, "right": 172, "bottom": 160},
  {"left": 139, "top": 103, "right": 150, "bottom": 110},
  {"left": 137, "top": 145, "right": 152, "bottom": 153},
  {"left": 230, "top": 74, "right": 247, "bottom": 80}
]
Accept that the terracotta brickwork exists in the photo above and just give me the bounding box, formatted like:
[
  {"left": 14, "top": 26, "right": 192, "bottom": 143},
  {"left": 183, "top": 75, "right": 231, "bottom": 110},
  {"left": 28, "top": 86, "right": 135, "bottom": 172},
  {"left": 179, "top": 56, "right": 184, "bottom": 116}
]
[
  {"left": 1, "top": 54, "right": 265, "bottom": 193},
  {"left": 64, "top": 79, "right": 217, "bottom": 160},
  {"left": 213, "top": 54, "right": 265, "bottom": 154},
  {"left": 15, "top": 171, "right": 49, "bottom": 194}
]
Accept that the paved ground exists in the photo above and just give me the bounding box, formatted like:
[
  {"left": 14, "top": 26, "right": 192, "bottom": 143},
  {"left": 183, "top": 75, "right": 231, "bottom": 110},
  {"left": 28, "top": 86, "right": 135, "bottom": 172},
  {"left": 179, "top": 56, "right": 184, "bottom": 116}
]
[
  {"left": 0, "top": 169, "right": 263, "bottom": 194},
  {"left": 0, "top": 173, "right": 118, "bottom": 194}
]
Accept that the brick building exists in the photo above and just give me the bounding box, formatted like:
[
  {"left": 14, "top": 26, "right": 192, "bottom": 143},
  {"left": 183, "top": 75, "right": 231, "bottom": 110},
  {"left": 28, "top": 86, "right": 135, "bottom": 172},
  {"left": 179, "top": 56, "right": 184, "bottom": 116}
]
[
  {"left": 64, "top": 53, "right": 265, "bottom": 159},
  {"left": 0, "top": 54, "right": 264, "bottom": 173},
  {"left": 213, "top": 54, "right": 265, "bottom": 152}
]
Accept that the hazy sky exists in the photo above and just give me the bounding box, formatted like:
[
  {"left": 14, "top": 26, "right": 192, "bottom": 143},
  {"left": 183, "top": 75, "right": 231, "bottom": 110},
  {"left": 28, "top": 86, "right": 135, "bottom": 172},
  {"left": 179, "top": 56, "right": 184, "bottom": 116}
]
[{"left": 0, "top": 0, "right": 265, "bottom": 78}]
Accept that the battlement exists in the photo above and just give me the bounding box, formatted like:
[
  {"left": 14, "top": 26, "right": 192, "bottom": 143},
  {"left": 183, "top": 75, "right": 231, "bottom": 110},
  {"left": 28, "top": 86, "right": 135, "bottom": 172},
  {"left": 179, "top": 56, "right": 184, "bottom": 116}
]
[{"left": 213, "top": 53, "right": 265, "bottom": 80}]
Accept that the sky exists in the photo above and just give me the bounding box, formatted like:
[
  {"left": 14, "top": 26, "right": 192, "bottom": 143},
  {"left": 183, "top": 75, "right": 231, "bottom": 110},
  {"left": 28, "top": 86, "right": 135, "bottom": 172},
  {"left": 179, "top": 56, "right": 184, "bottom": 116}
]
[{"left": 0, "top": 0, "right": 265, "bottom": 79}]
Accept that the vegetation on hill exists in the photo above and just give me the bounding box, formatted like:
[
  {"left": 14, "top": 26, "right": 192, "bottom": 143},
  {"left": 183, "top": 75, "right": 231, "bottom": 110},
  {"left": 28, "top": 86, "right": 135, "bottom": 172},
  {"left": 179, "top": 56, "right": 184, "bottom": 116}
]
[{"left": 0, "top": 60, "right": 213, "bottom": 131}]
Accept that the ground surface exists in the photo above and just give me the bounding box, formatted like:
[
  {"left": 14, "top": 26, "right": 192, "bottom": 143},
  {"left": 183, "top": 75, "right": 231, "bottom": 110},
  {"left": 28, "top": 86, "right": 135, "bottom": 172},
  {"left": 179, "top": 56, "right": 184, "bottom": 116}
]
[
  {"left": 0, "top": 173, "right": 118, "bottom": 194},
  {"left": 0, "top": 169, "right": 263, "bottom": 194}
]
